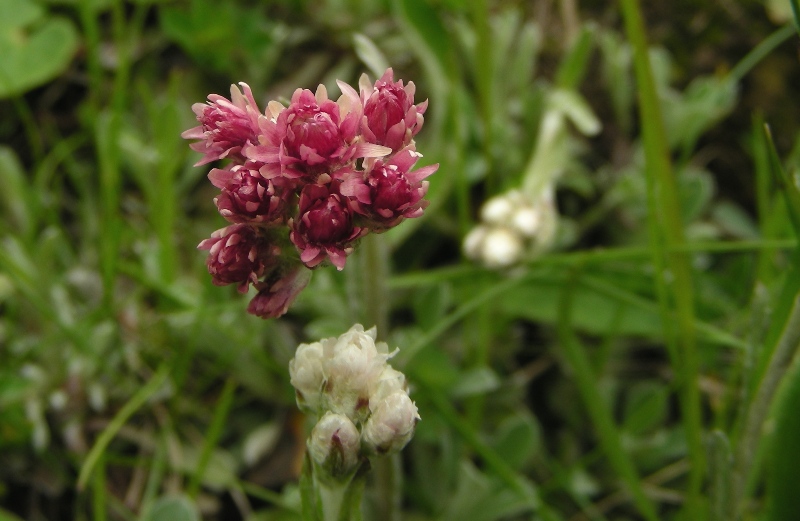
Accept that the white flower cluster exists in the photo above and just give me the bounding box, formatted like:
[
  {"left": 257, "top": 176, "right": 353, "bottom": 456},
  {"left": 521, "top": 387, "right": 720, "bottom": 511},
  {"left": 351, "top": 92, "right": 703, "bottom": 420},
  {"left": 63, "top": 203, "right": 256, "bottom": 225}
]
[
  {"left": 289, "top": 324, "right": 419, "bottom": 476},
  {"left": 463, "top": 187, "right": 557, "bottom": 268}
]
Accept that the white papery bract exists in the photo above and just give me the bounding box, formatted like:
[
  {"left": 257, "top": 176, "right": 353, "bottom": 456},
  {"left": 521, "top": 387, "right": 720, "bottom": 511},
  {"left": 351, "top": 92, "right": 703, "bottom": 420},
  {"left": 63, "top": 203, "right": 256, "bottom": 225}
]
[
  {"left": 289, "top": 340, "right": 326, "bottom": 413},
  {"left": 289, "top": 324, "right": 418, "bottom": 461},
  {"left": 362, "top": 391, "right": 419, "bottom": 455},
  {"left": 308, "top": 412, "right": 361, "bottom": 478}
]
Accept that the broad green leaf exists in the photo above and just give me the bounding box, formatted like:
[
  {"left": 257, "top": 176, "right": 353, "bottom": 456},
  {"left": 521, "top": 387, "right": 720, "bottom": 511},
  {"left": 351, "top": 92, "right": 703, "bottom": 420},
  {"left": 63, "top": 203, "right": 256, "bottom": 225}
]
[
  {"left": 0, "top": 0, "right": 79, "bottom": 97},
  {"left": 450, "top": 367, "right": 501, "bottom": 398},
  {"left": 764, "top": 361, "right": 800, "bottom": 521},
  {"left": 622, "top": 382, "right": 669, "bottom": 436},
  {"left": 501, "top": 278, "right": 662, "bottom": 337},
  {"left": 0, "top": 146, "right": 35, "bottom": 237},
  {"left": 491, "top": 413, "right": 542, "bottom": 471},
  {"left": 144, "top": 495, "right": 200, "bottom": 521},
  {"left": 0, "top": 507, "right": 25, "bottom": 521}
]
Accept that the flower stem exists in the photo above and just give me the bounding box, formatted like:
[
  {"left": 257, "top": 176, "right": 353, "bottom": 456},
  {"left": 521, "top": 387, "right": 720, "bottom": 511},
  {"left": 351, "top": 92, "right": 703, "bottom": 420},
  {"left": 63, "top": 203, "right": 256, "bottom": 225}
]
[{"left": 358, "top": 233, "right": 399, "bottom": 521}]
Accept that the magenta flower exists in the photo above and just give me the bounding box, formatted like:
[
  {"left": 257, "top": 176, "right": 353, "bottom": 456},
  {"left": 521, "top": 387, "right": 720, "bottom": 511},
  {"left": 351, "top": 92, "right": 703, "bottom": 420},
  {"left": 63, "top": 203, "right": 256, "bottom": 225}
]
[
  {"left": 247, "top": 265, "right": 313, "bottom": 318},
  {"left": 187, "top": 71, "right": 437, "bottom": 318},
  {"left": 290, "top": 182, "right": 364, "bottom": 270},
  {"left": 360, "top": 68, "right": 428, "bottom": 152},
  {"left": 197, "top": 224, "right": 277, "bottom": 292},
  {"left": 342, "top": 146, "right": 438, "bottom": 229},
  {"left": 248, "top": 84, "right": 389, "bottom": 183},
  {"left": 182, "top": 83, "right": 262, "bottom": 166},
  {"left": 208, "top": 164, "right": 290, "bottom": 224}
]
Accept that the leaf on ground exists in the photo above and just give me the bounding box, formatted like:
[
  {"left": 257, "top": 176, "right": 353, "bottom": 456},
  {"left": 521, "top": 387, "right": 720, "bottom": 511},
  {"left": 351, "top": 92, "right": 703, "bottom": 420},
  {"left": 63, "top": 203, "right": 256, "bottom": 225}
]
[{"left": 0, "top": 0, "right": 79, "bottom": 97}]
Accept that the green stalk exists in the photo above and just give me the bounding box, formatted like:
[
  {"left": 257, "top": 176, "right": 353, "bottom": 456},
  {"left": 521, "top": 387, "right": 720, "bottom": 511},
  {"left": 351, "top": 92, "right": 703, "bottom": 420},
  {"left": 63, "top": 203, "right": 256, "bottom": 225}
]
[
  {"left": 471, "top": 0, "right": 496, "bottom": 194},
  {"left": 92, "top": 455, "right": 108, "bottom": 521},
  {"left": 729, "top": 295, "right": 800, "bottom": 518},
  {"left": 728, "top": 24, "right": 795, "bottom": 82},
  {"left": 188, "top": 377, "right": 238, "bottom": 498},
  {"left": 358, "top": 233, "right": 397, "bottom": 521},
  {"left": 557, "top": 268, "right": 659, "bottom": 521},
  {"left": 620, "top": 0, "right": 703, "bottom": 514},
  {"left": 78, "top": 365, "right": 171, "bottom": 490}
]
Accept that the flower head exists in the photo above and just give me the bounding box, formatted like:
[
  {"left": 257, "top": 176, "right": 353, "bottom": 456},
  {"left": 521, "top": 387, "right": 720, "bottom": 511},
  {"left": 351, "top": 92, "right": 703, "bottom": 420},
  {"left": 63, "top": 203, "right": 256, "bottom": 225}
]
[
  {"left": 342, "top": 146, "right": 438, "bottom": 230},
  {"left": 290, "top": 182, "right": 364, "bottom": 270},
  {"left": 209, "top": 164, "right": 290, "bottom": 224},
  {"left": 188, "top": 71, "right": 436, "bottom": 318},
  {"left": 197, "top": 224, "right": 277, "bottom": 292},
  {"left": 360, "top": 68, "right": 428, "bottom": 152},
  {"left": 182, "top": 83, "right": 262, "bottom": 166}
]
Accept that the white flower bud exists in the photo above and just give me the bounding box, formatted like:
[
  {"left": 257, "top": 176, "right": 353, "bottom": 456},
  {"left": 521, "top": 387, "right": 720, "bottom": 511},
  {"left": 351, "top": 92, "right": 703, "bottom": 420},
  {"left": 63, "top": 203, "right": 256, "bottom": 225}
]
[
  {"left": 511, "top": 205, "right": 541, "bottom": 237},
  {"left": 480, "top": 193, "right": 515, "bottom": 225},
  {"left": 362, "top": 391, "right": 419, "bottom": 455},
  {"left": 289, "top": 340, "right": 327, "bottom": 413},
  {"left": 481, "top": 227, "right": 523, "bottom": 268},
  {"left": 368, "top": 366, "right": 407, "bottom": 413},
  {"left": 463, "top": 225, "right": 489, "bottom": 260},
  {"left": 323, "top": 324, "right": 393, "bottom": 420},
  {"left": 308, "top": 412, "right": 361, "bottom": 478}
]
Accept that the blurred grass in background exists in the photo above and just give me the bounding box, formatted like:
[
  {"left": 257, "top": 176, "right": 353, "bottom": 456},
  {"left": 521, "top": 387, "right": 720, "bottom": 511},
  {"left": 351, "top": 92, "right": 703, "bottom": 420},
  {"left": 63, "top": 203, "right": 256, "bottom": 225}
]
[{"left": 1, "top": 0, "right": 800, "bottom": 520}]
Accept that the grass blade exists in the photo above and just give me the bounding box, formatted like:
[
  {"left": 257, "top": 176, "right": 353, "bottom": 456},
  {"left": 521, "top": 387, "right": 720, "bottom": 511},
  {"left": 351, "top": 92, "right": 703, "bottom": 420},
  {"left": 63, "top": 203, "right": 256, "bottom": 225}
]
[
  {"left": 620, "top": 0, "right": 703, "bottom": 514},
  {"left": 78, "top": 365, "right": 171, "bottom": 490}
]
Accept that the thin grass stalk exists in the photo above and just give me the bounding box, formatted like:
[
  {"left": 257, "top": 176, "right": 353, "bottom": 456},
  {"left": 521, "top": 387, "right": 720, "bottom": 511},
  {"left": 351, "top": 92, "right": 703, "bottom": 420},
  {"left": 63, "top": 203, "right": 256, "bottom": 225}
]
[
  {"left": 728, "top": 24, "right": 795, "bottom": 82},
  {"left": 619, "top": 0, "right": 703, "bottom": 514},
  {"left": 78, "top": 365, "right": 171, "bottom": 490},
  {"left": 557, "top": 267, "right": 660, "bottom": 521},
  {"left": 92, "top": 455, "right": 107, "bottom": 521},
  {"left": 188, "top": 377, "right": 238, "bottom": 499}
]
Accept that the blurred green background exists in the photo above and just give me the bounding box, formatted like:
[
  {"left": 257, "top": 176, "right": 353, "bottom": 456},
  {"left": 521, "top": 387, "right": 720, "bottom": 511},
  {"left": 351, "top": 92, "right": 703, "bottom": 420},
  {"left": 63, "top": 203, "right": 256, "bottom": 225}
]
[{"left": 1, "top": 1, "right": 800, "bottom": 520}]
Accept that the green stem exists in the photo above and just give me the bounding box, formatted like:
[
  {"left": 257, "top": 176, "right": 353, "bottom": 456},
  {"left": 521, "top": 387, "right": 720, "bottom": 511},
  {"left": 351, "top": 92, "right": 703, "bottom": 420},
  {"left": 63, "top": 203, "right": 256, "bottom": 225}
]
[
  {"left": 730, "top": 294, "right": 800, "bottom": 519},
  {"left": 620, "top": 0, "right": 703, "bottom": 514},
  {"left": 358, "top": 233, "right": 398, "bottom": 521},
  {"left": 557, "top": 267, "right": 660, "bottom": 521},
  {"left": 188, "top": 377, "right": 238, "bottom": 498},
  {"left": 77, "top": 365, "right": 170, "bottom": 490},
  {"left": 361, "top": 234, "right": 390, "bottom": 335},
  {"left": 728, "top": 23, "right": 795, "bottom": 82}
]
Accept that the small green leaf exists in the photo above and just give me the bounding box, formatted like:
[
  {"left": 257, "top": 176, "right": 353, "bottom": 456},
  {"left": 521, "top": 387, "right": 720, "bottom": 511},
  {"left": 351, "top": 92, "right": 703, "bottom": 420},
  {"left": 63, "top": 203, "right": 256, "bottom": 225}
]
[
  {"left": 622, "top": 382, "right": 669, "bottom": 436},
  {"left": 0, "top": 0, "right": 79, "bottom": 97},
  {"left": 144, "top": 495, "right": 200, "bottom": 521},
  {"left": 450, "top": 367, "right": 501, "bottom": 398},
  {"left": 491, "top": 413, "right": 542, "bottom": 471},
  {"left": 764, "top": 360, "right": 800, "bottom": 521}
]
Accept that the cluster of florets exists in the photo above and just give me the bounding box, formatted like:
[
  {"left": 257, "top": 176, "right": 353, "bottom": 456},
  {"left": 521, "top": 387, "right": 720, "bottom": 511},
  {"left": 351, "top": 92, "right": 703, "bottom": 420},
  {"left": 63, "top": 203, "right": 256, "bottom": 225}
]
[
  {"left": 464, "top": 187, "right": 558, "bottom": 268},
  {"left": 184, "top": 70, "right": 437, "bottom": 318},
  {"left": 289, "top": 325, "right": 419, "bottom": 476}
]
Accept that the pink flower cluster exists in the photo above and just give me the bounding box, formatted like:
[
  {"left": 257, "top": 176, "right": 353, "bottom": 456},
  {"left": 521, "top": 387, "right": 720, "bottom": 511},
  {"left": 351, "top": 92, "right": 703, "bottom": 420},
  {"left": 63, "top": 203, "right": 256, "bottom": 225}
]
[{"left": 185, "top": 69, "right": 438, "bottom": 318}]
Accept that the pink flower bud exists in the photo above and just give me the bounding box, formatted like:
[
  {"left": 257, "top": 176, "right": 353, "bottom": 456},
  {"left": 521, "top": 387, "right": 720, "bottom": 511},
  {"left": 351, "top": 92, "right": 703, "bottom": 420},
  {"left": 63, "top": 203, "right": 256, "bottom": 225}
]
[
  {"left": 272, "top": 85, "right": 362, "bottom": 181},
  {"left": 182, "top": 83, "right": 262, "bottom": 166},
  {"left": 290, "top": 183, "right": 364, "bottom": 270},
  {"left": 208, "top": 164, "right": 290, "bottom": 224},
  {"left": 197, "top": 224, "right": 276, "bottom": 292},
  {"left": 342, "top": 146, "right": 438, "bottom": 230},
  {"left": 360, "top": 68, "right": 428, "bottom": 152},
  {"left": 247, "top": 264, "right": 312, "bottom": 319}
]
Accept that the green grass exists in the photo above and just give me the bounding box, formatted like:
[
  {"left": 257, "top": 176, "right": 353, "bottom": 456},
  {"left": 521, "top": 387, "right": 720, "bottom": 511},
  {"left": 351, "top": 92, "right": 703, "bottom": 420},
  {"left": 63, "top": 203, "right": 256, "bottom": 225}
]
[{"left": 1, "top": 1, "right": 799, "bottom": 520}]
